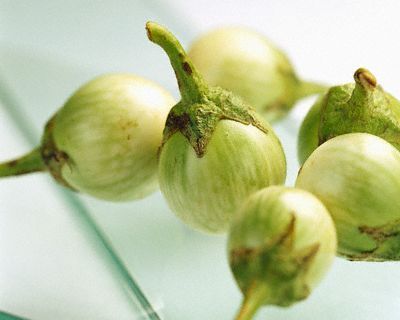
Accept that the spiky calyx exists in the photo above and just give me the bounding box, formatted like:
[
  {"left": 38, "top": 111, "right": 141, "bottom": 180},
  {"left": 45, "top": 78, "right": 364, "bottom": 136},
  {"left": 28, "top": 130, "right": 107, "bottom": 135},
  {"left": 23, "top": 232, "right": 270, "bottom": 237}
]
[{"left": 146, "top": 22, "right": 269, "bottom": 157}]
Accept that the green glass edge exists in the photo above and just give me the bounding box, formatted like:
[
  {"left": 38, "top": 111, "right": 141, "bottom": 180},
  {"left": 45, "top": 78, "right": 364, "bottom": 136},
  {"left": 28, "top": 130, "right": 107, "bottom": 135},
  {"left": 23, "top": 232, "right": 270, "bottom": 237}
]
[{"left": 0, "top": 310, "right": 29, "bottom": 320}]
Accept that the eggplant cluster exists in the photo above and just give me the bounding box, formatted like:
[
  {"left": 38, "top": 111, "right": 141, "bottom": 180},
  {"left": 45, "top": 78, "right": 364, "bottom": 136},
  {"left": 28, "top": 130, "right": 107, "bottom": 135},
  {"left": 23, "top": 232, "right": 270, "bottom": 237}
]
[{"left": 3, "top": 21, "right": 400, "bottom": 320}]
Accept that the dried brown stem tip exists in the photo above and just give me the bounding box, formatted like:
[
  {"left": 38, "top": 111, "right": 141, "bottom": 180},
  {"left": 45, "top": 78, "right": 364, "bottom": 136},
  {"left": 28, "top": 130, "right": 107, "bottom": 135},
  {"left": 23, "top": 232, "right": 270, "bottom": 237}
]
[
  {"left": 354, "top": 68, "right": 377, "bottom": 89},
  {"left": 145, "top": 22, "right": 153, "bottom": 40}
]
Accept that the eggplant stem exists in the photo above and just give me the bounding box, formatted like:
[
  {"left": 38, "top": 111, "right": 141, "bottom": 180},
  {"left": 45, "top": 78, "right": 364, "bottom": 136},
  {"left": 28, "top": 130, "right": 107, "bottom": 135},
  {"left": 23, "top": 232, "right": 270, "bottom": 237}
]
[
  {"left": 146, "top": 21, "right": 207, "bottom": 103},
  {"left": 235, "top": 283, "right": 269, "bottom": 320},
  {"left": 349, "top": 68, "right": 377, "bottom": 104},
  {"left": 0, "top": 147, "right": 46, "bottom": 177}
]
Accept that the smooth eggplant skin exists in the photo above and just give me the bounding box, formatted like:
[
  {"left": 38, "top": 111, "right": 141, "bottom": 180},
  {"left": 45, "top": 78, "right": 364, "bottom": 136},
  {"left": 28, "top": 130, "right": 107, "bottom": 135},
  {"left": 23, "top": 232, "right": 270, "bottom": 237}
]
[
  {"left": 158, "top": 120, "right": 286, "bottom": 233},
  {"left": 296, "top": 133, "right": 400, "bottom": 261},
  {"left": 53, "top": 74, "right": 175, "bottom": 201}
]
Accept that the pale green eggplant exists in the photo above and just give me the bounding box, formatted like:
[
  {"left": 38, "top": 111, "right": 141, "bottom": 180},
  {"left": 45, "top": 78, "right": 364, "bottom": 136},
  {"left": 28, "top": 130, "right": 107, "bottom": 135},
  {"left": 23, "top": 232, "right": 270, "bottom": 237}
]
[
  {"left": 296, "top": 133, "right": 400, "bottom": 261},
  {"left": 228, "top": 186, "right": 336, "bottom": 319},
  {"left": 0, "top": 74, "right": 175, "bottom": 201},
  {"left": 147, "top": 22, "right": 286, "bottom": 233}
]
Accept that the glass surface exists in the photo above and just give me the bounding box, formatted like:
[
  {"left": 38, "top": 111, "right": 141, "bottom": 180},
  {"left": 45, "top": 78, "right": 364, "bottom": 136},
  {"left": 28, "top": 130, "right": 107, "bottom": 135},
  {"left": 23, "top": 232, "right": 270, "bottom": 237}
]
[{"left": 2, "top": 1, "right": 400, "bottom": 320}]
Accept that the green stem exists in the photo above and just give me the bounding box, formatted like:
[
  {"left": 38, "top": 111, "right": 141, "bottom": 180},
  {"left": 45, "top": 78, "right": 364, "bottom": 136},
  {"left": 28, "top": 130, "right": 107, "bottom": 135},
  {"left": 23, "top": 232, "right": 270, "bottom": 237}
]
[
  {"left": 235, "top": 284, "right": 269, "bottom": 320},
  {"left": 0, "top": 147, "right": 46, "bottom": 177},
  {"left": 349, "top": 68, "right": 377, "bottom": 104},
  {"left": 146, "top": 21, "right": 207, "bottom": 103},
  {"left": 296, "top": 80, "right": 328, "bottom": 100}
]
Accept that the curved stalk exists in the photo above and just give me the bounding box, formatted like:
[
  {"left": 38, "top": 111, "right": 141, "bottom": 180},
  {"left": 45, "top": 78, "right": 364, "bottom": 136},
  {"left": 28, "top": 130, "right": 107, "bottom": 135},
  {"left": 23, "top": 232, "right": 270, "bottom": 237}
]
[
  {"left": 235, "top": 284, "right": 269, "bottom": 320},
  {"left": 349, "top": 68, "right": 377, "bottom": 104},
  {"left": 0, "top": 147, "right": 46, "bottom": 177},
  {"left": 146, "top": 21, "right": 207, "bottom": 103}
]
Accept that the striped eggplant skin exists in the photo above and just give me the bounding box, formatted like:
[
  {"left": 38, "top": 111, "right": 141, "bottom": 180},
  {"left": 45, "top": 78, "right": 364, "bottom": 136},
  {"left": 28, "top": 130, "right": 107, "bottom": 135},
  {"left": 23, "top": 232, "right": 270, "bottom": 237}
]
[
  {"left": 296, "top": 133, "right": 400, "bottom": 261},
  {"left": 158, "top": 120, "right": 286, "bottom": 233},
  {"left": 51, "top": 74, "right": 175, "bottom": 201}
]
